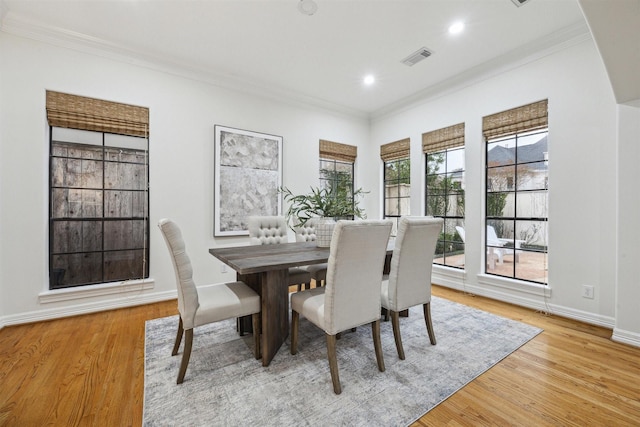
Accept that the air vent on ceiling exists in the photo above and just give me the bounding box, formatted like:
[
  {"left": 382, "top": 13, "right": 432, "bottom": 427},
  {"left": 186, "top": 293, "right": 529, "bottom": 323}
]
[
  {"left": 511, "top": 0, "right": 531, "bottom": 7},
  {"left": 401, "top": 47, "right": 433, "bottom": 67}
]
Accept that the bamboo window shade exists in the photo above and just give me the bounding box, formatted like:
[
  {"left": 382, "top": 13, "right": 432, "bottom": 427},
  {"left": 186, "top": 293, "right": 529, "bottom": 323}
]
[
  {"left": 422, "top": 123, "right": 465, "bottom": 153},
  {"left": 482, "top": 99, "right": 548, "bottom": 140},
  {"left": 319, "top": 139, "right": 357, "bottom": 162},
  {"left": 46, "top": 90, "right": 149, "bottom": 137},
  {"left": 380, "top": 138, "right": 410, "bottom": 162}
]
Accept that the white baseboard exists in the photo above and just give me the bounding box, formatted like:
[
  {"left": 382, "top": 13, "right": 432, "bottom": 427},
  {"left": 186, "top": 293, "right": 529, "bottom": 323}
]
[
  {"left": 612, "top": 328, "right": 640, "bottom": 348},
  {"left": 0, "top": 289, "right": 177, "bottom": 329},
  {"left": 432, "top": 271, "right": 616, "bottom": 329}
]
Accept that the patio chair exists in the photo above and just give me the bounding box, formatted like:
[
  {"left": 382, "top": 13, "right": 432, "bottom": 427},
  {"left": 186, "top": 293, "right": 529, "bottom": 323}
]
[
  {"left": 455, "top": 225, "right": 521, "bottom": 270},
  {"left": 487, "top": 225, "right": 522, "bottom": 269}
]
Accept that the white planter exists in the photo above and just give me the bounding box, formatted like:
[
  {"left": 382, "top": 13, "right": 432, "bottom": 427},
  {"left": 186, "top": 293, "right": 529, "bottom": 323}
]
[{"left": 315, "top": 218, "right": 336, "bottom": 247}]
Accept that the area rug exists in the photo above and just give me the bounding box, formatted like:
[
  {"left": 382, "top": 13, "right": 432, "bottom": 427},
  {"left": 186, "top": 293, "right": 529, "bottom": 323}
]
[{"left": 143, "top": 296, "right": 541, "bottom": 426}]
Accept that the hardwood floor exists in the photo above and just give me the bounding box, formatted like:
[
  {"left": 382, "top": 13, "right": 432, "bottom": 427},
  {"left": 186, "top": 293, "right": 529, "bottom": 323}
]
[{"left": 1, "top": 286, "right": 639, "bottom": 426}]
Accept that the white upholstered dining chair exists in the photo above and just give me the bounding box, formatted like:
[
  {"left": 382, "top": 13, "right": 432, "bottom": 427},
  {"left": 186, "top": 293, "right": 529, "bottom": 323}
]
[
  {"left": 158, "top": 218, "right": 261, "bottom": 384},
  {"left": 294, "top": 217, "right": 328, "bottom": 289},
  {"left": 290, "top": 219, "right": 393, "bottom": 394},
  {"left": 382, "top": 216, "right": 443, "bottom": 360},
  {"left": 248, "top": 215, "right": 312, "bottom": 291}
]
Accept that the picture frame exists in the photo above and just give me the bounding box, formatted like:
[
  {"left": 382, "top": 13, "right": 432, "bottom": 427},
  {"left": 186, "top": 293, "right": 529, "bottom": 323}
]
[{"left": 214, "top": 125, "right": 283, "bottom": 236}]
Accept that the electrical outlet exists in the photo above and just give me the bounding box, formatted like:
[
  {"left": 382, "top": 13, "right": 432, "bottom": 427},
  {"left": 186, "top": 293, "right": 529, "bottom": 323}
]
[
  {"left": 581, "top": 285, "right": 594, "bottom": 299},
  {"left": 220, "top": 264, "right": 228, "bottom": 273}
]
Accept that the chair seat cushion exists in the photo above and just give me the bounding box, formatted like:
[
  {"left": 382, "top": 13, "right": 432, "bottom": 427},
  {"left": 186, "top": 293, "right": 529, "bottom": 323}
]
[
  {"left": 291, "top": 287, "right": 326, "bottom": 330},
  {"left": 381, "top": 278, "right": 391, "bottom": 310},
  {"left": 288, "top": 267, "right": 312, "bottom": 286},
  {"left": 194, "top": 281, "right": 260, "bottom": 327}
]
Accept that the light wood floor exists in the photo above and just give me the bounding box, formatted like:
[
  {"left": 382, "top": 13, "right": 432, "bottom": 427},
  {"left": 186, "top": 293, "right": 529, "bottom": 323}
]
[{"left": 1, "top": 285, "right": 639, "bottom": 426}]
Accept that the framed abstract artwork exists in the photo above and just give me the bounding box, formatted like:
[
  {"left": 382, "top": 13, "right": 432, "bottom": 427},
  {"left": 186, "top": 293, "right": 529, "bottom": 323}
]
[{"left": 214, "top": 125, "right": 283, "bottom": 236}]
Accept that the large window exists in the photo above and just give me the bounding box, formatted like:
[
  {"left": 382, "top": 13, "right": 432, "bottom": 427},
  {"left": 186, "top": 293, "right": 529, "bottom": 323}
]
[
  {"left": 319, "top": 159, "right": 354, "bottom": 209},
  {"left": 484, "top": 100, "right": 548, "bottom": 284},
  {"left": 381, "top": 138, "right": 411, "bottom": 235},
  {"left": 46, "top": 91, "right": 149, "bottom": 289},
  {"left": 318, "top": 139, "right": 357, "bottom": 216},
  {"left": 424, "top": 123, "right": 465, "bottom": 268}
]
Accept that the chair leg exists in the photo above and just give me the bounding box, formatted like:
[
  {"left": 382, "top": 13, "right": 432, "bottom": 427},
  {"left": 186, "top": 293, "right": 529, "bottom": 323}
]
[
  {"left": 424, "top": 302, "right": 437, "bottom": 345},
  {"left": 372, "top": 320, "right": 385, "bottom": 372},
  {"left": 290, "top": 310, "right": 299, "bottom": 355},
  {"left": 252, "top": 312, "right": 261, "bottom": 360},
  {"left": 326, "top": 333, "right": 341, "bottom": 394},
  {"left": 172, "top": 316, "right": 184, "bottom": 356},
  {"left": 390, "top": 310, "right": 405, "bottom": 360},
  {"left": 176, "top": 328, "right": 193, "bottom": 384}
]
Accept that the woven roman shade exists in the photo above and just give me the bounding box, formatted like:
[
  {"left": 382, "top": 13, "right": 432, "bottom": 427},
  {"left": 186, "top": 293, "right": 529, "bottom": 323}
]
[
  {"left": 380, "top": 138, "right": 410, "bottom": 162},
  {"left": 46, "top": 90, "right": 149, "bottom": 137},
  {"left": 319, "top": 139, "right": 357, "bottom": 162},
  {"left": 422, "top": 122, "right": 465, "bottom": 153},
  {"left": 482, "top": 99, "right": 548, "bottom": 140}
]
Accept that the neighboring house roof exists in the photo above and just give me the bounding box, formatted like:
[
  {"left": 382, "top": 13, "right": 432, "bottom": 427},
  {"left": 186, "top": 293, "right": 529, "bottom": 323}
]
[{"left": 488, "top": 135, "right": 548, "bottom": 170}]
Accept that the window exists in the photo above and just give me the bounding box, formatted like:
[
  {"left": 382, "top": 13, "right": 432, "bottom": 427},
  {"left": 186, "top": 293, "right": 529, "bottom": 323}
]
[
  {"left": 319, "top": 159, "right": 354, "bottom": 208},
  {"left": 483, "top": 100, "right": 548, "bottom": 284},
  {"left": 424, "top": 122, "right": 465, "bottom": 268},
  {"left": 46, "top": 91, "right": 149, "bottom": 289},
  {"left": 319, "top": 139, "right": 357, "bottom": 216},
  {"left": 381, "top": 138, "right": 410, "bottom": 235}
]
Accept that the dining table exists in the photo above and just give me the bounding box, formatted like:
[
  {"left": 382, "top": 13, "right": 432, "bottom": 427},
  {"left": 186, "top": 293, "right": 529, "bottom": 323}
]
[{"left": 209, "top": 240, "right": 394, "bottom": 366}]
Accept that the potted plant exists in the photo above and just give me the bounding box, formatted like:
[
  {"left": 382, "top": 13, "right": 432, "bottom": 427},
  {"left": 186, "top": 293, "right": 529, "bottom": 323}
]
[{"left": 280, "top": 185, "right": 367, "bottom": 246}]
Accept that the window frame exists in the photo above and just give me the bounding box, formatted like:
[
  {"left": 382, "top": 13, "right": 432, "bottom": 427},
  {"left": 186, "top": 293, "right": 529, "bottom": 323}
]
[
  {"left": 48, "top": 127, "right": 150, "bottom": 290},
  {"left": 426, "top": 146, "right": 465, "bottom": 269},
  {"left": 485, "top": 128, "right": 548, "bottom": 284},
  {"left": 383, "top": 157, "right": 411, "bottom": 235},
  {"left": 319, "top": 158, "right": 355, "bottom": 209}
]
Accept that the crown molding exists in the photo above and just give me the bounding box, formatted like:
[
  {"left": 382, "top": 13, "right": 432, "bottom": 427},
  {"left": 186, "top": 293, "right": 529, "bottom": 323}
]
[
  {"left": 0, "top": 12, "right": 368, "bottom": 120},
  {"left": 1, "top": 11, "right": 592, "bottom": 122},
  {"left": 371, "top": 21, "right": 592, "bottom": 121}
]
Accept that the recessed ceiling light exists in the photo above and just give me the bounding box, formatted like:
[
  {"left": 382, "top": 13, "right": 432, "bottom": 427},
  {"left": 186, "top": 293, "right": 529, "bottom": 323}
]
[
  {"left": 298, "top": 0, "right": 318, "bottom": 16},
  {"left": 448, "top": 21, "right": 465, "bottom": 35},
  {"left": 363, "top": 75, "right": 375, "bottom": 85}
]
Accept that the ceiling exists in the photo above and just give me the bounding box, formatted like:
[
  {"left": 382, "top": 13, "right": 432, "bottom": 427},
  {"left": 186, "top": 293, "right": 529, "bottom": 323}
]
[{"left": 0, "top": 0, "right": 596, "bottom": 117}]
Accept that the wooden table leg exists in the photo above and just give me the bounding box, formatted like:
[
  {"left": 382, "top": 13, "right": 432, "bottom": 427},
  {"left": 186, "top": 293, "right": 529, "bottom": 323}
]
[{"left": 239, "top": 269, "right": 289, "bottom": 367}]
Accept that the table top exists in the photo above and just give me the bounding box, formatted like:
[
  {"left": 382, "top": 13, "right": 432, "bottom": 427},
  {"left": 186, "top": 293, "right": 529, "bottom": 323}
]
[
  {"left": 209, "top": 240, "right": 395, "bottom": 275},
  {"left": 209, "top": 241, "right": 330, "bottom": 275}
]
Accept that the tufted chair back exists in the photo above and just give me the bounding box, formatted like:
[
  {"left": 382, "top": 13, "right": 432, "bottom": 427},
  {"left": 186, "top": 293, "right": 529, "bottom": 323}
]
[
  {"left": 158, "top": 218, "right": 199, "bottom": 329},
  {"left": 294, "top": 217, "right": 318, "bottom": 242},
  {"left": 247, "top": 216, "right": 289, "bottom": 245}
]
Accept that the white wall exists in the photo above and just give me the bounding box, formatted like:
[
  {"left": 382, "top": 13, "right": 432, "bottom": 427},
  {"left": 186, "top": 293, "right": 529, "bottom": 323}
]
[
  {"left": 370, "top": 38, "right": 624, "bottom": 329},
  {"left": 614, "top": 104, "right": 640, "bottom": 345},
  {"left": 0, "top": 32, "right": 369, "bottom": 324},
  {"left": 2, "top": 29, "right": 638, "bottom": 346}
]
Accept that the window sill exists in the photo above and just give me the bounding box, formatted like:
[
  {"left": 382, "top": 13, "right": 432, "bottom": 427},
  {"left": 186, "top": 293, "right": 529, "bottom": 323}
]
[
  {"left": 39, "top": 279, "right": 155, "bottom": 304},
  {"left": 477, "top": 273, "right": 551, "bottom": 298}
]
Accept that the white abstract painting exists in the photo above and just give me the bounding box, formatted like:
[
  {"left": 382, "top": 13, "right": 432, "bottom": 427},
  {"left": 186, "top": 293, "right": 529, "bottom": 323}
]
[{"left": 214, "top": 126, "right": 282, "bottom": 236}]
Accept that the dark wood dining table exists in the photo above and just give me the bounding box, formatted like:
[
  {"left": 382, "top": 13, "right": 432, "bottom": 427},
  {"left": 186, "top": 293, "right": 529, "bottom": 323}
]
[{"left": 209, "top": 240, "right": 394, "bottom": 366}]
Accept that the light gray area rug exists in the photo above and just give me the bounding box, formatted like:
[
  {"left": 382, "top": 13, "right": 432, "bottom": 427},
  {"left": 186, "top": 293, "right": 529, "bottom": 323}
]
[{"left": 143, "top": 296, "right": 541, "bottom": 426}]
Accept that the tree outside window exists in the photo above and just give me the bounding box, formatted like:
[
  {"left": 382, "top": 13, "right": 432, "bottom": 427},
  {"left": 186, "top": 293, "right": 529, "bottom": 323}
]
[
  {"left": 384, "top": 158, "right": 410, "bottom": 235},
  {"left": 426, "top": 147, "right": 465, "bottom": 268}
]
